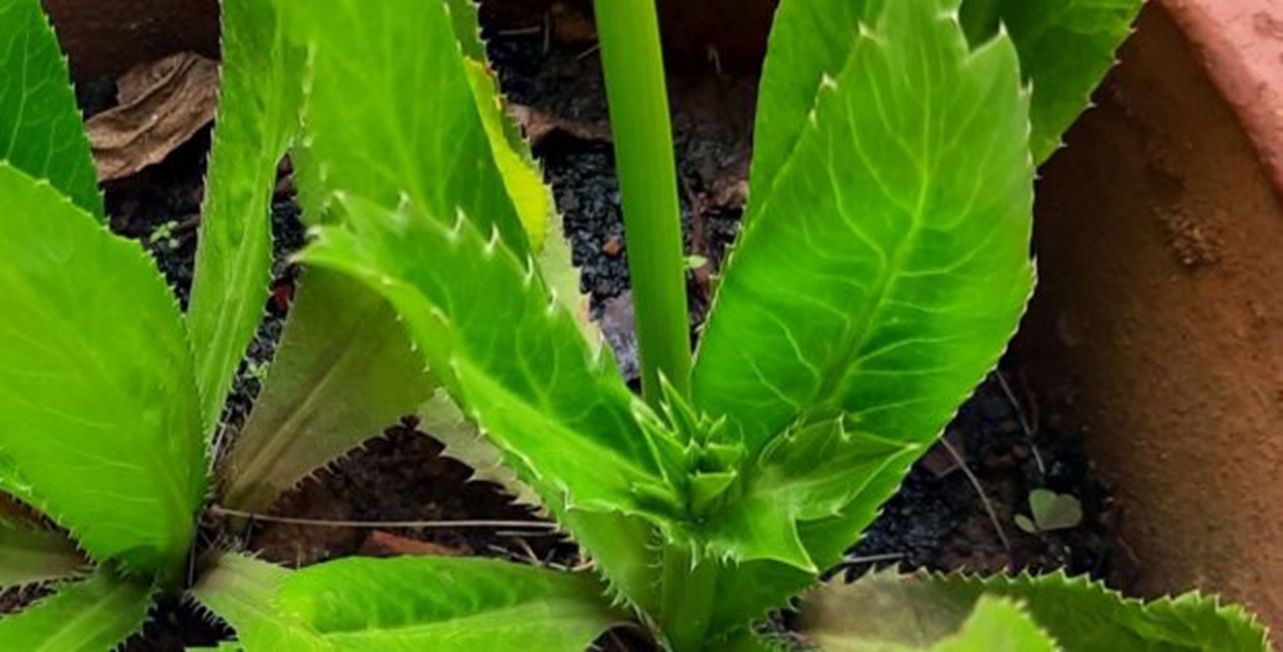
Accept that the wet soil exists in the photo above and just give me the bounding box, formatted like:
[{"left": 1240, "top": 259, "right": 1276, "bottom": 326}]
[{"left": 15, "top": 10, "right": 1115, "bottom": 650}]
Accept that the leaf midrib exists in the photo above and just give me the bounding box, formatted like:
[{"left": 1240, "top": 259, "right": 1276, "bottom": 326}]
[{"left": 315, "top": 598, "right": 604, "bottom": 640}]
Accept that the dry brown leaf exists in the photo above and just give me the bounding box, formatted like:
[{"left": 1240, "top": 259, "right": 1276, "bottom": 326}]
[
  {"left": 86, "top": 52, "right": 220, "bottom": 181},
  {"left": 358, "top": 531, "right": 463, "bottom": 558},
  {"left": 509, "top": 103, "right": 612, "bottom": 147}
]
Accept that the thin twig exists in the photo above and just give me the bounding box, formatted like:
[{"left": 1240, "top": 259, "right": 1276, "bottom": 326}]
[
  {"left": 495, "top": 529, "right": 563, "bottom": 538},
  {"left": 940, "top": 438, "right": 1012, "bottom": 552},
  {"left": 208, "top": 505, "right": 557, "bottom": 531},
  {"left": 996, "top": 370, "right": 1046, "bottom": 475},
  {"left": 511, "top": 537, "right": 541, "bottom": 564},
  {"left": 840, "top": 552, "right": 909, "bottom": 567},
  {"left": 542, "top": 10, "right": 553, "bottom": 54},
  {"left": 497, "top": 25, "right": 544, "bottom": 36}
]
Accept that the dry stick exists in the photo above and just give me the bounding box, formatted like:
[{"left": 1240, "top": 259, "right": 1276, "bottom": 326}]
[
  {"left": 496, "top": 25, "right": 543, "bottom": 36},
  {"left": 208, "top": 505, "right": 557, "bottom": 531},
  {"left": 841, "top": 552, "right": 909, "bottom": 567},
  {"left": 995, "top": 370, "right": 1046, "bottom": 475},
  {"left": 542, "top": 10, "right": 553, "bottom": 54},
  {"left": 940, "top": 438, "right": 1013, "bottom": 552}
]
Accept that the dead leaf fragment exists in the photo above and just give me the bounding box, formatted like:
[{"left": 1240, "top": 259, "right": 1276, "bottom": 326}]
[
  {"left": 86, "top": 52, "right": 220, "bottom": 181},
  {"left": 359, "top": 531, "right": 462, "bottom": 558},
  {"left": 510, "top": 103, "right": 611, "bottom": 147}
]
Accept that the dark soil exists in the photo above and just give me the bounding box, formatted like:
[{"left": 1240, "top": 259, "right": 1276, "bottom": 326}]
[{"left": 24, "top": 9, "right": 1115, "bottom": 650}]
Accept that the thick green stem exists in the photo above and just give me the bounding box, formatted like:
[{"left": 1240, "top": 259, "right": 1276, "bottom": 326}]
[
  {"left": 592, "top": 0, "right": 692, "bottom": 406},
  {"left": 658, "top": 543, "right": 717, "bottom": 651},
  {"left": 593, "top": 5, "right": 709, "bottom": 647}
]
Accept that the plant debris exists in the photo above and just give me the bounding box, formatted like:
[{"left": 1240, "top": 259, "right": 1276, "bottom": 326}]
[{"left": 86, "top": 52, "right": 219, "bottom": 181}]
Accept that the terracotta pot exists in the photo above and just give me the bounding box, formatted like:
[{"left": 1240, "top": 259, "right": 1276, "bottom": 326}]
[
  {"left": 41, "top": 0, "right": 218, "bottom": 80},
  {"left": 1018, "top": 0, "right": 1283, "bottom": 630},
  {"left": 480, "top": 0, "right": 776, "bottom": 71}
]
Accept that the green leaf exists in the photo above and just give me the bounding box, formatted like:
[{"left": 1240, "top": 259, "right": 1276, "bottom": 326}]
[
  {"left": 187, "top": 0, "right": 304, "bottom": 439},
  {"left": 749, "top": 0, "right": 1138, "bottom": 210},
  {"left": 463, "top": 56, "right": 550, "bottom": 251},
  {"left": 443, "top": 0, "right": 486, "bottom": 61},
  {"left": 0, "top": 521, "right": 84, "bottom": 589},
  {"left": 932, "top": 597, "right": 1057, "bottom": 652},
  {"left": 0, "top": 0, "right": 103, "bottom": 217},
  {"left": 300, "top": 195, "right": 680, "bottom": 522},
  {"left": 803, "top": 571, "right": 1271, "bottom": 652},
  {"left": 746, "top": 0, "right": 879, "bottom": 225},
  {"left": 189, "top": 552, "right": 329, "bottom": 651},
  {"left": 716, "top": 629, "right": 792, "bottom": 652},
  {"left": 232, "top": 0, "right": 590, "bottom": 518},
  {"left": 686, "top": 0, "right": 1038, "bottom": 637},
  {"left": 279, "top": 0, "right": 527, "bottom": 253},
  {"left": 0, "top": 163, "right": 204, "bottom": 577},
  {"left": 418, "top": 389, "right": 539, "bottom": 508},
  {"left": 959, "top": 0, "right": 1142, "bottom": 163},
  {"left": 298, "top": 194, "right": 678, "bottom": 617},
  {"left": 280, "top": 6, "right": 669, "bottom": 610},
  {"left": 698, "top": 0, "right": 1033, "bottom": 456},
  {"left": 277, "top": 556, "right": 621, "bottom": 651},
  {"left": 695, "top": 0, "right": 1032, "bottom": 569},
  {"left": 0, "top": 568, "right": 153, "bottom": 651},
  {"left": 219, "top": 270, "right": 434, "bottom": 512},
  {"left": 804, "top": 588, "right": 1057, "bottom": 652}
]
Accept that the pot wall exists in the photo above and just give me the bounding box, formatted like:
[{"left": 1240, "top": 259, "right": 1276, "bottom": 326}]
[
  {"left": 1020, "top": 1, "right": 1283, "bottom": 629},
  {"left": 41, "top": 0, "right": 218, "bottom": 80}
]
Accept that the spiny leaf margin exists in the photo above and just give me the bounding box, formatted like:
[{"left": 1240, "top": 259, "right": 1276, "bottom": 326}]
[{"left": 0, "top": 162, "right": 205, "bottom": 577}]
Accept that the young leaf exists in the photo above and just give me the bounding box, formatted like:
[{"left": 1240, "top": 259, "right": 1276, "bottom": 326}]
[
  {"left": 0, "top": 163, "right": 204, "bottom": 577},
  {"left": 804, "top": 590, "right": 1057, "bottom": 652},
  {"left": 959, "top": 0, "right": 1143, "bottom": 163},
  {"left": 187, "top": 0, "right": 304, "bottom": 439},
  {"left": 699, "top": 420, "right": 925, "bottom": 571},
  {"left": 219, "top": 270, "right": 435, "bottom": 512},
  {"left": 300, "top": 195, "right": 681, "bottom": 522},
  {"left": 1017, "top": 489, "right": 1082, "bottom": 534},
  {"left": 0, "top": 521, "right": 84, "bottom": 590},
  {"left": 277, "top": 556, "right": 621, "bottom": 651},
  {"left": 0, "top": 0, "right": 103, "bottom": 217},
  {"left": 803, "top": 570, "right": 1271, "bottom": 652},
  {"left": 189, "top": 552, "right": 328, "bottom": 651},
  {"left": 0, "top": 569, "right": 153, "bottom": 651}
]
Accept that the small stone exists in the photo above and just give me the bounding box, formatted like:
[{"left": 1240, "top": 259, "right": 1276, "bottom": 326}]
[
  {"left": 599, "top": 291, "right": 640, "bottom": 383},
  {"left": 602, "top": 235, "right": 623, "bottom": 258}
]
